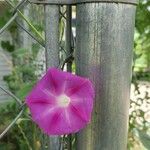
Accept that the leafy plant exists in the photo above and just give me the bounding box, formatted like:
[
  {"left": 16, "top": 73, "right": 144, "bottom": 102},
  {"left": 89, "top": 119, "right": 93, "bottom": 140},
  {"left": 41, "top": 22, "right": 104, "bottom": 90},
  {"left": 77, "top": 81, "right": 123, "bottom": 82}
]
[{"left": 138, "top": 130, "right": 150, "bottom": 150}]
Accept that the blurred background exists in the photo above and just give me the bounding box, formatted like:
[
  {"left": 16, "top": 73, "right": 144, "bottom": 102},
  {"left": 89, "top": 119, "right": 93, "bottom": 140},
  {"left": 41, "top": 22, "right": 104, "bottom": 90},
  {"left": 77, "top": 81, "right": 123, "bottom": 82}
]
[{"left": 0, "top": 0, "right": 149, "bottom": 149}]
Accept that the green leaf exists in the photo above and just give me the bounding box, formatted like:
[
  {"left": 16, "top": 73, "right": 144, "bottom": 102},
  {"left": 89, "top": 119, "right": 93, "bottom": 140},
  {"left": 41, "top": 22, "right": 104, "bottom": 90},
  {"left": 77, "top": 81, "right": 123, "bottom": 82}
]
[
  {"left": 1, "top": 41, "right": 15, "bottom": 52},
  {"left": 16, "top": 82, "right": 35, "bottom": 100},
  {"left": 138, "top": 130, "right": 150, "bottom": 150}
]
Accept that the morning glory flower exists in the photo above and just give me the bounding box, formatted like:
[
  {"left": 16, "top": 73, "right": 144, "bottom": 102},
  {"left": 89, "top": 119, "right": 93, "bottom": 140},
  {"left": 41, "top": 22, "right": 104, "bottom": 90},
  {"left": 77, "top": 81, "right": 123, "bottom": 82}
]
[{"left": 26, "top": 68, "right": 94, "bottom": 135}]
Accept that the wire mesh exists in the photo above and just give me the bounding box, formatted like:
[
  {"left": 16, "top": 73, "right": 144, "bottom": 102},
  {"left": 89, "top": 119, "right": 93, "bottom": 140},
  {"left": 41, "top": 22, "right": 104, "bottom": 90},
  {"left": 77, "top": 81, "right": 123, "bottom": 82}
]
[{"left": 0, "top": 1, "right": 75, "bottom": 148}]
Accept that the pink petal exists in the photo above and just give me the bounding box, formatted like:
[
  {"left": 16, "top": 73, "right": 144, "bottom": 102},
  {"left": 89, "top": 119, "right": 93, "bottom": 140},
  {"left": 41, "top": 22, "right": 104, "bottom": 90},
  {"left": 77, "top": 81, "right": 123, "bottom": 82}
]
[
  {"left": 70, "top": 97, "right": 93, "bottom": 122},
  {"left": 26, "top": 68, "right": 95, "bottom": 135},
  {"left": 64, "top": 75, "right": 94, "bottom": 99},
  {"left": 47, "top": 107, "right": 87, "bottom": 135},
  {"left": 26, "top": 87, "right": 56, "bottom": 105}
]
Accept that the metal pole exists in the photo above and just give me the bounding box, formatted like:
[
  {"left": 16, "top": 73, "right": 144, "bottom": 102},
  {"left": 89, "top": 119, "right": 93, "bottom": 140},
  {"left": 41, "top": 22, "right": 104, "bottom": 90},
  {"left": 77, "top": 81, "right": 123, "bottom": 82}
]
[
  {"left": 76, "top": 1, "right": 137, "bottom": 150},
  {"left": 66, "top": 6, "right": 72, "bottom": 72},
  {"left": 45, "top": 5, "right": 60, "bottom": 68},
  {"left": 44, "top": 5, "right": 61, "bottom": 150},
  {"left": 66, "top": 6, "right": 73, "bottom": 150}
]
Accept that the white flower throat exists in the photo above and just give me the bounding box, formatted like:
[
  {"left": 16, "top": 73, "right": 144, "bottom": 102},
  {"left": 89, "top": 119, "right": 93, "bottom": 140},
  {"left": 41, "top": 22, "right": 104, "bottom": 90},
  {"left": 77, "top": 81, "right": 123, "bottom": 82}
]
[{"left": 57, "top": 95, "right": 70, "bottom": 107}]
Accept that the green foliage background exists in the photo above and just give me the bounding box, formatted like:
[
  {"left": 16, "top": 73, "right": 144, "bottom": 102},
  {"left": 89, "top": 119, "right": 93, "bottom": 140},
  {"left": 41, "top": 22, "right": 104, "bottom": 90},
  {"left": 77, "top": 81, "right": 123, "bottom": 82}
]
[{"left": 0, "top": 0, "right": 149, "bottom": 150}]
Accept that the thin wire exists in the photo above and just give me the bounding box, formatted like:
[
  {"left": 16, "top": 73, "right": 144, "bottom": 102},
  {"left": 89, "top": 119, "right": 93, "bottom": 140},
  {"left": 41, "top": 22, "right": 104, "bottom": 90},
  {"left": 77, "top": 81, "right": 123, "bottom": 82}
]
[
  {"left": 0, "top": 86, "right": 22, "bottom": 106},
  {"left": 60, "top": 46, "right": 67, "bottom": 54},
  {"left": 6, "top": 0, "right": 44, "bottom": 41},
  {"left": 0, "top": 0, "right": 76, "bottom": 143},
  {"left": 61, "top": 54, "right": 74, "bottom": 70},
  {"left": 0, "top": 0, "right": 34, "bottom": 36},
  {"left": 59, "top": 7, "right": 75, "bottom": 71},
  {"left": 59, "top": 11, "right": 67, "bottom": 20},
  {"left": 12, "top": 0, "right": 45, "bottom": 47},
  {"left": 15, "top": 20, "right": 45, "bottom": 47},
  {"left": 4, "top": 0, "right": 45, "bottom": 47},
  {"left": 0, "top": 0, "right": 27, "bottom": 35},
  {"left": 0, "top": 13, "right": 18, "bottom": 35},
  {"left": 0, "top": 108, "right": 24, "bottom": 139},
  {"left": 0, "top": 0, "right": 43, "bottom": 141},
  {"left": 13, "top": 0, "right": 28, "bottom": 15}
]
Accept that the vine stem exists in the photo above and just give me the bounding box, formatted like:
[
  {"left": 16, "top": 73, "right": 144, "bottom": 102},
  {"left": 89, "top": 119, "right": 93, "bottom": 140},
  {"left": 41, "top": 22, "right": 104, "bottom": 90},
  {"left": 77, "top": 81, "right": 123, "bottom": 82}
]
[
  {"left": 0, "top": 86, "right": 22, "bottom": 106},
  {"left": 0, "top": 108, "right": 24, "bottom": 139},
  {"left": 6, "top": 0, "right": 44, "bottom": 42}
]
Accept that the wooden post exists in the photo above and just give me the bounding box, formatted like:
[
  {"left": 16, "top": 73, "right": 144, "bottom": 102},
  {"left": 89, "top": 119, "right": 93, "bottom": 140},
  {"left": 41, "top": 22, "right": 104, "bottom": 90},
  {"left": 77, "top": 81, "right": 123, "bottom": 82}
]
[
  {"left": 76, "top": 1, "right": 137, "bottom": 150},
  {"left": 66, "top": 5, "right": 73, "bottom": 150},
  {"left": 66, "top": 6, "right": 72, "bottom": 72},
  {"left": 45, "top": 5, "right": 60, "bottom": 68},
  {"left": 44, "top": 5, "right": 61, "bottom": 150}
]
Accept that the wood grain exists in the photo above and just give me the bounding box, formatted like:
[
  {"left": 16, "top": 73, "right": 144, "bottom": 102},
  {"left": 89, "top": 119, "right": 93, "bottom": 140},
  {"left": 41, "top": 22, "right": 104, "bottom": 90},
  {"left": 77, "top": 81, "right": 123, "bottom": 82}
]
[{"left": 76, "top": 2, "right": 136, "bottom": 150}]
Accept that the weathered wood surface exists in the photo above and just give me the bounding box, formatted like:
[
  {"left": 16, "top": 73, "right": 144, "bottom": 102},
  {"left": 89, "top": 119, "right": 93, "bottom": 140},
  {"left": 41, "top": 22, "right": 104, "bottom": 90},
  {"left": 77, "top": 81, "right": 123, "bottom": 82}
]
[
  {"left": 76, "top": 3, "right": 136, "bottom": 150},
  {"left": 44, "top": 5, "right": 61, "bottom": 150},
  {"left": 45, "top": 6, "right": 60, "bottom": 68},
  {"left": 30, "top": 0, "right": 138, "bottom": 5}
]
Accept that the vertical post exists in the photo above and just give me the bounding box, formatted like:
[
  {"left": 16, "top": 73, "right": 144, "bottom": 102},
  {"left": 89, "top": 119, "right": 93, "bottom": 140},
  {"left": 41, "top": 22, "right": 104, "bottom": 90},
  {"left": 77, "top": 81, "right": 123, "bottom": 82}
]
[
  {"left": 76, "top": 1, "right": 137, "bottom": 150},
  {"left": 45, "top": 5, "right": 60, "bottom": 68},
  {"left": 44, "top": 5, "right": 61, "bottom": 150},
  {"left": 66, "top": 6, "right": 72, "bottom": 72},
  {"left": 66, "top": 6, "right": 72, "bottom": 149}
]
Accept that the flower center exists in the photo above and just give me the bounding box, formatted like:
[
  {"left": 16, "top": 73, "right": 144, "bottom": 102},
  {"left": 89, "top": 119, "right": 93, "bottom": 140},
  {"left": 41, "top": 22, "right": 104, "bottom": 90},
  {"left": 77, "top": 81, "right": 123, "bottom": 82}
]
[{"left": 57, "top": 95, "right": 70, "bottom": 107}]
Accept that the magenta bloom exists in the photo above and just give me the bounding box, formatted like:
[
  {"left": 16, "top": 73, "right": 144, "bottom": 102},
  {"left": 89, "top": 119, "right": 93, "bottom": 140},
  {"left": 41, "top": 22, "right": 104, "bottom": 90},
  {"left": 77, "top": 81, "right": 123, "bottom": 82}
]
[{"left": 26, "top": 68, "right": 94, "bottom": 135}]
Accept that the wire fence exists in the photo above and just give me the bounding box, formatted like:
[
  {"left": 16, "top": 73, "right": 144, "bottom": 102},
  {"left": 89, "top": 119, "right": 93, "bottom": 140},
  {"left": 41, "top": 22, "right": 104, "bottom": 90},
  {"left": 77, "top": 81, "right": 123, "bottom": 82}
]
[
  {"left": 0, "top": 0, "right": 75, "bottom": 145},
  {"left": 1, "top": 1, "right": 149, "bottom": 150}
]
